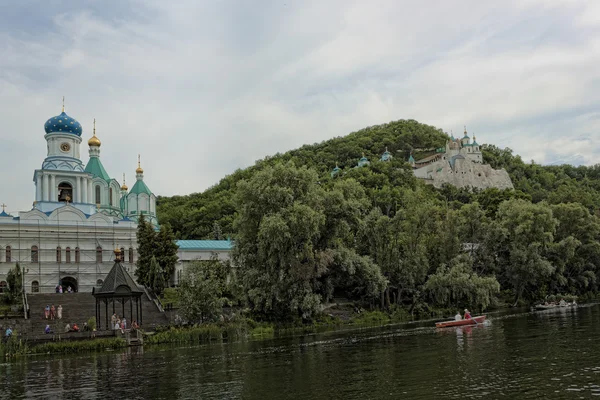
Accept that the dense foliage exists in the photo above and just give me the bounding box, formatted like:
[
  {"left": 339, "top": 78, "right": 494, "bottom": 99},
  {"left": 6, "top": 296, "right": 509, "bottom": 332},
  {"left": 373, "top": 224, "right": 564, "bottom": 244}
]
[
  {"left": 156, "top": 119, "right": 600, "bottom": 319},
  {"left": 135, "top": 214, "right": 178, "bottom": 293},
  {"left": 157, "top": 119, "right": 447, "bottom": 239},
  {"left": 178, "top": 257, "right": 231, "bottom": 323}
]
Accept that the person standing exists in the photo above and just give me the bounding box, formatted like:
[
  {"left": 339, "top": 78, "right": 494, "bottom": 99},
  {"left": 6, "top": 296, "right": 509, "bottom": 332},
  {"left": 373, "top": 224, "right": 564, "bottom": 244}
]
[
  {"left": 44, "top": 305, "right": 50, "bottom": 319},
  {"left": 122, "top": 317, "right": 127, "bottom": 330},
  {"left": 111, "top": 313, "right": 117, "bottom": 329},
  {"left": 50, "top": 304, "right": 56, "bottom": 320},
  {"left": 464, "top": 309, "right": 472, "bottom": 319},
  {"left": 57, "top": 305, "right": 63, "bottom": 320}
]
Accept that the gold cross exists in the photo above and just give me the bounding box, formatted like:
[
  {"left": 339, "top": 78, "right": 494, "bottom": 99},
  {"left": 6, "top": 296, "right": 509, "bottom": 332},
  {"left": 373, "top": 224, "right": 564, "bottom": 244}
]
[{"left": 1, "top": 203, "right": 6, "bottom": 212}]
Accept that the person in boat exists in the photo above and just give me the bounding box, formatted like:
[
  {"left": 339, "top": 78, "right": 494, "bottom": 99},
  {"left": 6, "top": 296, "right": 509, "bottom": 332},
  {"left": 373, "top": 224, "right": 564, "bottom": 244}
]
[
  {"left": 454, "top": 312, "right": 462, "bottom": 321},
  {"left": 572, "top": 300, "right": 577, "bottom": 306},
  {"left": 559, "top": 299, "right": 567, "bottom": 306},
  {"left": 464, "top": 309, "right": 472, "bottom": 319}
]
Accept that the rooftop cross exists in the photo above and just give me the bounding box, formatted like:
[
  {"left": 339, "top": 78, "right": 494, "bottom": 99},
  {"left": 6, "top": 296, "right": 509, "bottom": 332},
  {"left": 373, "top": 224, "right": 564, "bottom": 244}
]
[
  {"left": 62, "top": 96, "right": 65, "bottom": 113},
  {"left": 1, "top": 203, "right": 6, "bottom": 212}
]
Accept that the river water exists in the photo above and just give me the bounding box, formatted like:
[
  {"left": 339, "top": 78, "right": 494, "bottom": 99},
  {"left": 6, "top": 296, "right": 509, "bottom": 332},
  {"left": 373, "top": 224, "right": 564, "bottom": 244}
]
[{"left": 1, "top": 304, "right": 600, "bottom": 399}]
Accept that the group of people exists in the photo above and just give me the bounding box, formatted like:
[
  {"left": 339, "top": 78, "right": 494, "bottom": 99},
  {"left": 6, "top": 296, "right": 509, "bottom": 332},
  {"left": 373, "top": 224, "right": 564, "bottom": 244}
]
[
  {"left": 454, "top": 309, "right": 473, "bottom": 321},
  {"left": 111, "top": 313, "right": 139, "bottom": 333},
  {"left": 44, "top": 304, "right": 63, "bottom": 320},
  {"left": 55, "top": 284, "right": 75, "bottom": 294}
]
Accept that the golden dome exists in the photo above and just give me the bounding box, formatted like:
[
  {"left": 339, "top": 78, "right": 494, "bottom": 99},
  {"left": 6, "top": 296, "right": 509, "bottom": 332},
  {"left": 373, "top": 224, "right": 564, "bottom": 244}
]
[
  {"left": 88, "top": 135, "right": 101, "bottom": 147},
  {"left": 136, "top": 154, "right": 144, "bottom": 174},
  {"left": 88, "top": 118, "right": 101, "bottom": 147},
  {"left": 121, "top": 173, "right": 128, "bottom": 191}
]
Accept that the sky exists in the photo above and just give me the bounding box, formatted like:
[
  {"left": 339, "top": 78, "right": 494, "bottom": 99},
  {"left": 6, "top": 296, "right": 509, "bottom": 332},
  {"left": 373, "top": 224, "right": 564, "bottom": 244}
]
[{"left": 1, "top": 0, "right": 599, "bottom": 213}]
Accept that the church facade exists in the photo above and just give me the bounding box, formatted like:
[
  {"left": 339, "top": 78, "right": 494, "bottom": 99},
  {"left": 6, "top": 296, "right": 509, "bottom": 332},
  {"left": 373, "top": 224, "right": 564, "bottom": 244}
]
[
  {"left": 0, "top": 103, "right": 159, "bottom": 293},
  {"left": 411, "top": 129, "right": 514, "bottom": 190}
]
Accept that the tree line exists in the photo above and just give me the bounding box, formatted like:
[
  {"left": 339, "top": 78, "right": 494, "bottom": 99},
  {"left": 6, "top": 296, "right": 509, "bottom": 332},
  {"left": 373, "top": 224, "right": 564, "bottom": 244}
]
[{"left": 152, "top": 119, "right": 600, "bottom": 322}]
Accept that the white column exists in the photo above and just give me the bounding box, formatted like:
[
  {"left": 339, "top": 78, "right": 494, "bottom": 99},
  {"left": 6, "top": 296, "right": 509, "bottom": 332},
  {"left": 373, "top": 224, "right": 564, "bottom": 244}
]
[
  {"left": 36, "top": 174, "right": 42, "bottom": 202},
  {"left": 76, "top": 176, "right": 81, "bottom": 203},
  {"left": 50, "top": 175, "right": 56, "bottom": 202},
  {"left": 43, "top": 174, "right": 49, "bottom": 202},
  {"left": 88, "top": 179, "right": 93, "bottom": 204},
  {"left": 82, "top": 178, "right": 88, "bottom": 203}
]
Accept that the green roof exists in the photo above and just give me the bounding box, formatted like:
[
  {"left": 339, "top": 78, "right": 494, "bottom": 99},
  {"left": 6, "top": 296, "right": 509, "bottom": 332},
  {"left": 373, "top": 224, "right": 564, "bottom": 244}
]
[
  {"left": 176, "top": 240, "right": 233, "bottom": 250},
  {"left": 84, "top": 157, "right": 111, "bottom": 181},
  {"left": 129, "top": 179, "right": 153, "bottom": 195}
]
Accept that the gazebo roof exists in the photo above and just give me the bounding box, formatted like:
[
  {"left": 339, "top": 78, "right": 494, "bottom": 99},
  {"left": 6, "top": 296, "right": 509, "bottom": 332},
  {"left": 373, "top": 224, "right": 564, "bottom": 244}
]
[{"left": 93, "top": 258, "right": 143, "bottom": 298}]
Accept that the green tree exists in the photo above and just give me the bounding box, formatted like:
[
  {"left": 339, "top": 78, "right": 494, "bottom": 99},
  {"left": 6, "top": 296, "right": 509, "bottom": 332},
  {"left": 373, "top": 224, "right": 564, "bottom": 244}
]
[
  {"left": 424, "top": 254, "right": 500, "bottom": 310},
  {"left": 178, "top": 259, "right": 227, "bottom": 323},
  {"left": 234, "top": 162, "right": 386, "bottom": 320},
  {"left": 212, "top": 221, "right": 223, "bottom": 240},
  {"left": 490, "top": 199, "right": 557, "bottom": 305},
  {"left": 148, "top": 256, "right": 165, "bottom": 295},
  {"left": 135, "top": 214, "right": 157, "bottom": 286},
  {"left": 156, "top": 224, "right": 179, "bottom": 285},
  {"left": 5, "top": 263, "right": 23, "bottom": 304}
]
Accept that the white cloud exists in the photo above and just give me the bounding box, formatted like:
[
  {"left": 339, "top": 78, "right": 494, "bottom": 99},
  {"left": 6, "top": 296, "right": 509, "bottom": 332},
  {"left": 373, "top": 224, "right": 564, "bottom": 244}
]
[{"left": 0, "top": 0, "right": 599, "bottom": 214}]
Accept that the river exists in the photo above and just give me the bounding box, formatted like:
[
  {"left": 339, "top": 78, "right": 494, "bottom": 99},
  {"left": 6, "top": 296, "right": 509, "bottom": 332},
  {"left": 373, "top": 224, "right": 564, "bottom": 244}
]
[{"left": 1, "top": 304, "right": 600, "bottom": 399}]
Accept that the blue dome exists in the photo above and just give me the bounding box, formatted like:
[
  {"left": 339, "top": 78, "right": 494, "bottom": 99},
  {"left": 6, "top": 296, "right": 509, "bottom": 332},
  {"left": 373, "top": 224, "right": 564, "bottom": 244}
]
[{"left": 44, "top": 111, "right": 82, "bottom": 136}]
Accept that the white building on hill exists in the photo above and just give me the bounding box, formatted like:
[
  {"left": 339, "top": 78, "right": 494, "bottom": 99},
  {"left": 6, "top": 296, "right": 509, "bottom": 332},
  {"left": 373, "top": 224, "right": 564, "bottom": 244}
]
[{"left": 411, "top": 128, "right": 514, "bottom": 190}]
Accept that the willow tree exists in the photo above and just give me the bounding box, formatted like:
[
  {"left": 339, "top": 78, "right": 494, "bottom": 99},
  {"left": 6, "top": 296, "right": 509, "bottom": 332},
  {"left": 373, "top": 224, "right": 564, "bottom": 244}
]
[{"left": 233, "top": 162, "right": 385, "bottom": 320}]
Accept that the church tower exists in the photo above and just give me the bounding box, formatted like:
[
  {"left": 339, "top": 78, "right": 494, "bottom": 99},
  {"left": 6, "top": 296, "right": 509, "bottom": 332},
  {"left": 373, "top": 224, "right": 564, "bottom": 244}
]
[
  {"left": 125, "top": 156, "right": 158, "bottom": 226},
  {"left": 83, "top": 119, "right": 122, "bottom": 218},
  {"left": 34, "top": 99, "right": 97, "bottom": 214}
]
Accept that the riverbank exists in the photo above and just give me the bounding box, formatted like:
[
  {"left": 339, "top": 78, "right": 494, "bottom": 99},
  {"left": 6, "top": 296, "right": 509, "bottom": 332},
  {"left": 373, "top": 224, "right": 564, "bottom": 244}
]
[{"left": 0, "top": 308, "right": 419, "bottom": 358}]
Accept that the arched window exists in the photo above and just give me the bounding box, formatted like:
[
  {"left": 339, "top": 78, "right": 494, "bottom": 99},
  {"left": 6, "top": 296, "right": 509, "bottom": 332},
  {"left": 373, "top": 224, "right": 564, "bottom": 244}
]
[
  {"left": 5, "top": 246, "right": 11, "bottom": 262},
  {"left": 0, "top": 281, "right": 7, "bottom": 293},
  {"left": 96, "top": 279, "right": 103, "bottom": 286},
  {"left": 58, "top": 182, "right": 73, "bottom": 202},
  {"left": 129, "top": 248, "right": 134, "bottom": 264},
  {"left": 95, "top": 186, "right": 101, "bottom": 205},
  {"left": 75, "top": 247, "right": 80, "bottom": 263},
  {"left": 65, "top": 247, "right": 71, "bottom": 263},
  {"left": 109, "top": 188, "right": 113, "bottom": 206},
  {"left": 56, "top": 247, "right": 61, "bottom": 263},
  {"left": 31, "top": 281, "right": 40, "bottom": 293},
  {"left": 96, "top": 246, "right": 102, "bottom": 263},
  {"left": 31, "top": 246, "right": 38, "bottom": 263}
]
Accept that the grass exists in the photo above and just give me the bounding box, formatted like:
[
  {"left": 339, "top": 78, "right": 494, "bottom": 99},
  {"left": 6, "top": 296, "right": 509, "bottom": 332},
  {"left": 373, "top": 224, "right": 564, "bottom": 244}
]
[
  {"left": 145, "top": 321, "right": 250, "bottom": 345},
  {"left": 29, "top": 338, "right": 127, "bottom": 355}
]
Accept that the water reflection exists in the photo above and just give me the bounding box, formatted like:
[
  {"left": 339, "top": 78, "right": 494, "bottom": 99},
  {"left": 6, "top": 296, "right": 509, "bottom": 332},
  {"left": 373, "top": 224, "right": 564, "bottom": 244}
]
[{"left": 0, "top": 305, "right": 599, "bottom": 399}]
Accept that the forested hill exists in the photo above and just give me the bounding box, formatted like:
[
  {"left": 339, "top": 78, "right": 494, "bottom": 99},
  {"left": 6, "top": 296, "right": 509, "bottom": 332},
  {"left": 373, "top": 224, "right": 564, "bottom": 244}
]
[
  {"left": 157, "top": 119, "right": 448, "bottom": 239},
  {"left": 157, "top": 119, "right": 600, "bottom": 240}
]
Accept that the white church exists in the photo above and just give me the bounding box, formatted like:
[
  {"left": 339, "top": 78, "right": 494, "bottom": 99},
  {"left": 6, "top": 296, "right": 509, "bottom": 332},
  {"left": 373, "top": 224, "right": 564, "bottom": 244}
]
[{"left": 0, "top": 102, "right": 231, "bottom": 294}]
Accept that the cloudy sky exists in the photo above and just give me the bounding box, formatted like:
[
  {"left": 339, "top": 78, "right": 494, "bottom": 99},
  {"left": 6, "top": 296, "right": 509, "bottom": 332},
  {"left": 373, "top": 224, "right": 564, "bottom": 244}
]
[{"left": 1, "top": 0, "right": 599, "bottom": 213}]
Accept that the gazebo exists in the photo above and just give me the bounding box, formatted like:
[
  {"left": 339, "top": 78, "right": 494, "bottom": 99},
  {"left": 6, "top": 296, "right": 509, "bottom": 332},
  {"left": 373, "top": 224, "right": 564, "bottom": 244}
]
[{"left": 93, "top": 248, "right": 144, "bottom": 330}]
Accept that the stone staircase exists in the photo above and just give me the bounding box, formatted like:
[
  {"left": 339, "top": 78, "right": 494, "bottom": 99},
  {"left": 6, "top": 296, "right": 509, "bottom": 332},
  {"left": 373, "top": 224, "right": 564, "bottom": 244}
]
[{"left": 19, "top": 292, "right": 169, "bottom": 337}]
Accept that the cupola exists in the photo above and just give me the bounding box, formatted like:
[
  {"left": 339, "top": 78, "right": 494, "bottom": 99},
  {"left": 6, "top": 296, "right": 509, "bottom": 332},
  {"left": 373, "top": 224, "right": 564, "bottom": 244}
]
[
  {"left": 44, "top": 97, "right": 82, "bottom": 136},
  {"left": 88, "top": 118, "right": 101, "bottom": 147}
]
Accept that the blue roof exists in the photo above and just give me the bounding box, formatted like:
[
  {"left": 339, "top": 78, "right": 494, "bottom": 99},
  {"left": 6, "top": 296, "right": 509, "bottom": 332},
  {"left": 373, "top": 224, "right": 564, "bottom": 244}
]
[
  {"left": 44, "top": 111, "right": 82, "bottom": 136},
  {"left": 176, "top": 240, "right": 233, "bottom": 250},
  {"left": 0, "top": 211, "right": 12, "bottom": 217}
]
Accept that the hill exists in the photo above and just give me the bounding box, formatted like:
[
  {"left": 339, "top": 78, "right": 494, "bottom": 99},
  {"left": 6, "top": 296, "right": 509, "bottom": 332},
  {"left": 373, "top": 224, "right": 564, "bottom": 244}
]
[
  {"left": 158, "top": 118, "right": 600, "bottom": 315},
  {"left": 157, "top": 119, "right": 448, "bottom": 239}
]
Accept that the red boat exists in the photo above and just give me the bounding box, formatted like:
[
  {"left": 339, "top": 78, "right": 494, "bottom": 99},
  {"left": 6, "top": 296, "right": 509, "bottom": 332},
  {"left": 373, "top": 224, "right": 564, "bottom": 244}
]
[{"left": 435, "top": 316, "right": 486, "bottom": 328}]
